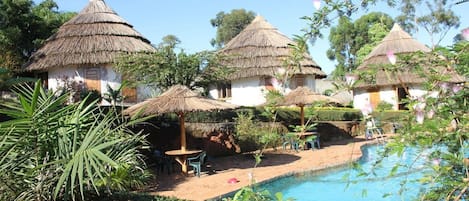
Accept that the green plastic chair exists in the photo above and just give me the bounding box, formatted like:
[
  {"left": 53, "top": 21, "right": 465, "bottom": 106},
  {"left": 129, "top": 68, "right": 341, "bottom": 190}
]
[
  {"left": 187, "top": 151, "right": 206, "bottom": 177},
  {"left": 305, "top": 135, "right": 320, "bottom": 150},
  {"left": 282, "top": 133, "right": 300, "bottom": 152}
]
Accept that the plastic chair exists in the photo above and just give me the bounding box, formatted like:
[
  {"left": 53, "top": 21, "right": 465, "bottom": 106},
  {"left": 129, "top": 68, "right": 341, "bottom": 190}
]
[
  {"left": 305, "top": 135, "right": 320, "bottom": 150},
  {"left": 282, "top": 133, "right": 300, "bottom": 152},
  {"left": 187, "top": 151, "right": 206, "bottom": 177}
]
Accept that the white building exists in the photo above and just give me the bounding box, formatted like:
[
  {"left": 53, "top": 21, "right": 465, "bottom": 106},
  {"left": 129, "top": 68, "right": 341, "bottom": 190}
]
[
  {"left": 208, "top": 15, "right": 326, "bottom": 106},
  {"left": 24, "top": 0, "right": 156, "bottom": 105},
  {"left": 352, "top": 24, "right": 465, "bottom": 111}
]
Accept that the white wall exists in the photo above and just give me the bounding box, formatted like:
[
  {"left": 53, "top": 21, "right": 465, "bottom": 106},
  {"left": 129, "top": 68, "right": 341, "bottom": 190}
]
[
  {"left": 48, "top": 66, "right": 83, "bottom": 93},
  {"left": 208, "top": 75, "right": 321, "bottom": 106},
  {"left": 47, "top": 66, "right": 155, "bottom": 105},
  {"left": 379, "top": 86, "right": 398, "bottom": 110},
  {"left": 353, "top": 89, "right": 369, "bottom": 111},
  {"left": 408, "top": 85, "right": 427, "bottom": 98},
  {"left": 231, "top": 77, "right": 265, "bottom": 106},
  {"left": 353, "top": 84, "right": 430, "bottom": 111}
]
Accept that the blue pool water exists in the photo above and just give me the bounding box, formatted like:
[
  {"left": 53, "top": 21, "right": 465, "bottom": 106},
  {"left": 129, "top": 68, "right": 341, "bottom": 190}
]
[{"left": 260, "top": 145, "right": 433, "bottom": 201}]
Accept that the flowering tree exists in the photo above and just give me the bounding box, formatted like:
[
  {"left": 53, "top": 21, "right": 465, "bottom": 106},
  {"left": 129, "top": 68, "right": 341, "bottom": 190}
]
[{"left": 302, "top": 0, "right": 468, "bottom": 200}]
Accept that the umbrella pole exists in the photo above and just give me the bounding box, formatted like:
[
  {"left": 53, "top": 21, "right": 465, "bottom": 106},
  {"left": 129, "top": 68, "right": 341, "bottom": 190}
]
[
  {"left": 179, "top": 112, "right": 186, "bottom": 152},
  {"left": 300, "top": 105, "right": 305, "bottom": 132}
]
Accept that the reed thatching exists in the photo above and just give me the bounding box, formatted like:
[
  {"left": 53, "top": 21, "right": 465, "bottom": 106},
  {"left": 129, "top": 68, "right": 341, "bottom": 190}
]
[
  {"left": 355, "top": 23, "right": 465, "bottom": 88},
  {"left": 282, "top": 86, "right": 340, "bottom": 107},
  {"left": 24, "top": 0, "right": 155, "bottom": 71},
  {"left": 218, "top": 15, "right": 326, "bottom": 80},
  {"left": 124, "top": 85, "right": 238, "bottom": 152},
  {"left": 123, "top": 85, "right": 238, "bottom": 117},
  {"left": 281, "top": 86, "right": 340, "bottom": 129}
]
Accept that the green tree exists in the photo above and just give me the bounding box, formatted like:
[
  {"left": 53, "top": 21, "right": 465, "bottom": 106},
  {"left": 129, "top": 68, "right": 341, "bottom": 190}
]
[
  {"left": 327, "top": 12, "right": 393, "bottom": 79},
  {"left": 303, "top": 1, "right": 468, "bottom": 200},
  {"left": 0, "top": 0, "right": 74, "bottom": 71},
  {"left": 210, "top": 9, "right": 255, "bottom": 48},
  {"left": 115, "top": 35, "right": 217, "bottom": 91},
  {"left": 393, "top": 0, "right": 460, "bottom": 43},
  {"left": 415, "top": 0, "right": 460, "bottom": 47},
  {"left": 355, "top": 22, "right": 390, "bottom": 65},
  {"left": 0, "top": 81, "right": 149, "bottom": 200}
]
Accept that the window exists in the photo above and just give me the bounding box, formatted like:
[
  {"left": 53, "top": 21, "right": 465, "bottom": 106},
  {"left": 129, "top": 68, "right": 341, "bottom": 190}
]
[
  {"left": 264, "top": 77, "right": 275, "bottom": 91},
  {"left": 38, "top": 72, "right": 48, "bottom": 89},
  {"left": 397, "top": 87, "right": 409, "bottom": 110},
  {"left": 121, "top": 75, "right": 137, "bottom": 103},
  {"left": 293, "top": 75, "right": 305, "bottom": 88},
  {"left": 217, "top": 83, "right": 231, "bottom": 99},
  {"left": 290, "top": 75, "right": 306, "bottom": 89}
]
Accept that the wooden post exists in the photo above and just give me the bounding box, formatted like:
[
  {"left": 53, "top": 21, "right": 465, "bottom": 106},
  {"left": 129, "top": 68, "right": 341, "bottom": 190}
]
[
  {"left": 179, "top": 112, "right": 186, "bottom": 152},
  {"left": 300, "top": 105, "right": 305, "bottom": 130}
]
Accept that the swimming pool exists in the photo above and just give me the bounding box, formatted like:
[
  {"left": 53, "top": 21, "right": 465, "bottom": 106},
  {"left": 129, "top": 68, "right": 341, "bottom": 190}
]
[{"left": 260, "top": 145, "right": 432, "bottom": 201}]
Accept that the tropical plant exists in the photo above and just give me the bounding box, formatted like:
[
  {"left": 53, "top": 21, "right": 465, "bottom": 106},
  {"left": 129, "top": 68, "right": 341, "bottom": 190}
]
[
  {"left": 102, "top": 81, "right": 126, "bottom": 106},
  {"left": 0, "top": 67, "right": 37, "bottom": 89},
  {"left": 0, "top": 81, "right": 150, "bottom": 201},
  {"left": 302, "top": 1, "right": 467, "bottom": 200}
]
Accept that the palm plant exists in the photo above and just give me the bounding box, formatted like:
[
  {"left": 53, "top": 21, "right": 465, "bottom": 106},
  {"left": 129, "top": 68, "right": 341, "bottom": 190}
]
[
  {"left": 102, "top": 81, "right": 126, "bottom": 106},
  {"left": 0, "top": 81, "right": 150, "bottom": 201}
]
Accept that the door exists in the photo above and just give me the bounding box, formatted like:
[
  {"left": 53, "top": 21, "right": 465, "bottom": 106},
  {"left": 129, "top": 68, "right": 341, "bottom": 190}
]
[
  {"left": 122, "top": 86, "right": 137, "bottom": 103},
  {"left": 368, "top": 89, "right": 380, "bottom": 110},
  {"left": 397, "top": 87, "right": 409, "bottom": 110},
  {"left": 85, "top": 68, "right": 101, "bottom": 93}
]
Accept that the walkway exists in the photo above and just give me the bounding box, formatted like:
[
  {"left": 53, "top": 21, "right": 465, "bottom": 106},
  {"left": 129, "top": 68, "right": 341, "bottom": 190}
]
[{"left": 148, "top": 136, "right": 381, "bottom": 201}]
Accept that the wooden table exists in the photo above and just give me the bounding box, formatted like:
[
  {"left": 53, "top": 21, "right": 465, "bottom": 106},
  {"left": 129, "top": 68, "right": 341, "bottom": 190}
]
[
  {"left": 293, "top": 131, "right": 318, "bottom": 138},
  {"left": 165, "top": 149, "right": 203, "bottom": 174}
]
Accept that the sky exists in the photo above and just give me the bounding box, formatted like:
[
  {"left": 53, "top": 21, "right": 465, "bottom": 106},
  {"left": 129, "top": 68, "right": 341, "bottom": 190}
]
[{"left": 33, "top": 0, "right": 468, "bottom": 75}]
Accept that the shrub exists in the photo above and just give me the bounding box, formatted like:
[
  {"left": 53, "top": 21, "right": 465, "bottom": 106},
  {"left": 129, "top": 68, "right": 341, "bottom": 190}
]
[
  {"left": 375, "top": 101, "right": 393, "bottom": 112},
  {"left": 371, "top": 110, "right": 409, "bottom": 122},
  {"left": 308, "top": 107, "right": 362, "bottom": 121},
  {"left": 185, "top": 106, "right": 362, "bottom": 123}
]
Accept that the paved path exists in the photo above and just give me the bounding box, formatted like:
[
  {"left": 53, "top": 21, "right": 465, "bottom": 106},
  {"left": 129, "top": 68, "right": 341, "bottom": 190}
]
[{"left": 148, "top": 136, "right": 382, "bottom": 201}]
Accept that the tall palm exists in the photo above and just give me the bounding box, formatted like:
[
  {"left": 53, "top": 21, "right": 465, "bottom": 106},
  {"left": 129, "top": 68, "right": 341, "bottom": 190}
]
[{"left": 0, "top": 81, "right": 149, "bottom": 201}]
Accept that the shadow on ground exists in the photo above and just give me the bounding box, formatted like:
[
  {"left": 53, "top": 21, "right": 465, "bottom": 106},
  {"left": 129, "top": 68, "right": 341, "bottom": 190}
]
[{"left": 143, "top": 151, "right": 301, "bottom": 192}]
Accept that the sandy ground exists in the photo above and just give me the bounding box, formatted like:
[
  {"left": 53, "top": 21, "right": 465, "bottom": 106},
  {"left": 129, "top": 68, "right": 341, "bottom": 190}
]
[{"left": 144, "top": 135, "right": 385, "bottom": 201}]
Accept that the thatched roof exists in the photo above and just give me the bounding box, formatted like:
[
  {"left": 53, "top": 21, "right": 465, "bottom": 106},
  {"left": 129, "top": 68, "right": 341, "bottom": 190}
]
[
  {"left": 358, "top": 23, "right": 431, "bottom": 69},
  {"left": 24, "top": 0, "right": 155, "bottom": 71},
  {"left": 123, "top": 85, "right": 238, "bottom": 117},
  {"left": 282, "top": 86, "right": 340, "bottom": 107},
  {"left": 218, "top": 15, "right": 326, "bottom": 80},
  {"left": 355, "top": 23, "right": 465, "bottom": 88}
]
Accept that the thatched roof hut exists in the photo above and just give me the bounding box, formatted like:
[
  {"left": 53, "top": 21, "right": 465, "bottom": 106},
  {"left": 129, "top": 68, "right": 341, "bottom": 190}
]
[
  {"left": 218, "top": 15, "right": 326, "bottom": 80},
  {"left": 355, "top": 23, "right": 465, "bottom": 88},
  {"left": 123, "top": 85, "right": 238, "bottom": 117},
  {"left": 24, "top": 0, "right": 155, "bottom": 71}
]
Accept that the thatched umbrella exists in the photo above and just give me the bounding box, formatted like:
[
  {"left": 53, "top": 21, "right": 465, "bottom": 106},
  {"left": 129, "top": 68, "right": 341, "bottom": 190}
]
[
  {"left": 356, "top": 23, "right": 465, "bottom": 88},
  {"left": 218, "top": 15, "right": 326, "bottom": 80},
  {"left": 282, "top": 87, "right": 340, "bottom": 129},
  {"left": 123, "top": 85, "right": 238, "bottom": 152},
  {"left": 24, "top": 0, "right": 155, "bottom": 71}
]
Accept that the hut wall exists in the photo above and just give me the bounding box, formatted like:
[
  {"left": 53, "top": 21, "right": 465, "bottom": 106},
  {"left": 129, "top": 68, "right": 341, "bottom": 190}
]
[
  {"left": 47, "top": 66, "right": 154, "bottom": 105},
  {"left": 48, "top": 67, "right": 84, "bottom": 92},
  {"left": 207, "top": 84, "right": 219, "bottom": 100},
  {"left": 380, "top": 86, "right": 398, "bottom": 110},
  {"left": 408, "top": 85, "right": 427, "bottom": 98},
  {"left": 231, "top": 77, "right": 266, "bottom": 106},
  {"left": 353, "top": 84, "right": 429, "bottom": 111},
  {"left": 353, "top": 89, "right": 370, "bottom": 111},
  {"left": 213, "top": 75, "right": 322, "bottom": 106}
]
